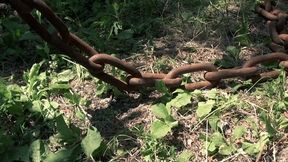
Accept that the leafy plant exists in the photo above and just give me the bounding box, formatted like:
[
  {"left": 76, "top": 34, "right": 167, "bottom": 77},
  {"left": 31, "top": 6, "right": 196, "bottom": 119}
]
[
  {"left": 150, "top": 103, "right": 178, "bottom": 139},
  {"left": 215, "top": 46, "right": 242, "bottom": 68}
]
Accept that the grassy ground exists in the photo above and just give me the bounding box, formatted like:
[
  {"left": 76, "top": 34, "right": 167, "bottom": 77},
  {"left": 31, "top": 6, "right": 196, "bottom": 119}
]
[{"left": 1, "top": 0, "right": 288, "bottom": 161}]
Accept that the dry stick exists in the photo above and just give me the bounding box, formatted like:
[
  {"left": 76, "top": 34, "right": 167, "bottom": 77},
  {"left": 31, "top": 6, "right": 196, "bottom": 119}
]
[
  {"left": 255, "top": 144, "right": 265, "bottom": 162},
  {"left": 273, "top": 142, "right": 277, "bottom": 162},
  {"left": 205, "top": 120, "right": 209, "bottom": 162},
  {"left": 219, "top": 153, "right": 241, "bottom": 162}
]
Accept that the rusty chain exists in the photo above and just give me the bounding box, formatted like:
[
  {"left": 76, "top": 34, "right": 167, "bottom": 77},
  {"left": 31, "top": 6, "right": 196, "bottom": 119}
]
[{"left": 2, "top": 0, "right": 288, "bottom": 92}]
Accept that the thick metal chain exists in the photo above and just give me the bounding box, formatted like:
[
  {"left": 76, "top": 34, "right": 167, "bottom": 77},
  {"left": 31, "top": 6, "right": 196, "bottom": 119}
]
[{"left": 3, "top": 0, "right": 288, "bottom": 92}]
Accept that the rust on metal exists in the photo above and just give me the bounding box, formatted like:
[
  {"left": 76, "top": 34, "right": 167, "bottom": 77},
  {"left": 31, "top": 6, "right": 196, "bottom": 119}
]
[
  {"left": 185, "top": 81, "right": 216, "bottom": 91},
  {"left": 69, "top": 33, "right": 98, "bottom": 56},
  {"left": 268, "top": 21, "right": 284, "bottom": 45},
  {"left": 165, "top": 63, "right": 217, "bottom": 79},
  {"left": 23, "top": 0, "right": 70, "bottom": 41},
  {"left": 89, "top": 54, "right": 141, "bottom": 77},
  {"left": 164, "top": 64, "right": 219, "bottom": 90},
  {"left": 127, "top": 73, "right": 182, "bottom": 88},
  {"left": 269, "top": 42, "right": 286, "bottom": 52},
  {"left": 204, "top": 67, "right": 260, "bottom": 81},
  {"left": 2, "top": 0, "right": 288, "bottom": 92},
  {"left": 243, "top": 53, "right": 288, "bottom": 67}
]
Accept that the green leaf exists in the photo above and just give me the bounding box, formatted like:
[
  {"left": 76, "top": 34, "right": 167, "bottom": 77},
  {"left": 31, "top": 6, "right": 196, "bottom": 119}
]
[
  {"left": 166, "top": 92, "right": 192, "bottom": 109},
  {"left": 176, "top": 150, "right": 193, "bottom": 162},
  {"left": 50, "top": 101, "right": 59, "bottom": 109},
  {"left": 28, "top": 63, "right": 41, "bottom": 82},
  {"left": 55, "top": 115, "right": 76, "bottom": 142},
  {"left": 75, "top": 107, "right": 86, "bottom": 120},
  {"left": 210, "top": 132, "right": 225, "bottom": 146},
  {"left": 151, "top": 103, "right": 170, "bottom": 120},
  {"left": 30, "top": 140, "right": 44, "bottom": 162},
  {"left": 196, "top": 100, "right": 215, "bottom": 118},
  {"left": 226, "top": 46, "right": 240, "bottom": 57},
  {"left": 81, "top": 127, "right": 103, "bottom": 157},
  {"left": 232, "top": 126, "right": 246, "bottom": 141},
  {"left": 242, "top": 142, "right": 258, "bottom": 155},
  {"left": 31, "top": 100, "right": 42, "bottom": 113},
  {"left": 49, "top": 83, "right": 70, "bottom": 90},
  {"left": 44, "top": 148, "right": 74, "bottom": 162},
  {"left": 150, "top": 120, "right": 172, "bottom": 139},
  {"left": 219, "top": 144, "right": 234, "bottom": 155},
  {"left": 259, "top": 112, "right": 277, "bottom": 137},
  {"left": 242, "top": 132, "right": 269, "bottom": 155},
  {"left": 208, "top": 142, "right": 217, "bottom": 153},
  {"left": 208, "top": 115, "right": 220, "bottom": 132},
  {"left": 155, "top": 80, "right": 169, "bottom": 94},
  {"left": 205, "top": 89, "right": 218, "bottom": 99},
  {"left": 57, "top": 70, "right": 75, "bottom": 82}
]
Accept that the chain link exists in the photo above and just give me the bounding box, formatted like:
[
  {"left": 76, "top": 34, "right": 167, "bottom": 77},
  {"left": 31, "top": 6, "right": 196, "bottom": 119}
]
[{"left": 3, "top": 0, "right": 288, "bottom": 92}]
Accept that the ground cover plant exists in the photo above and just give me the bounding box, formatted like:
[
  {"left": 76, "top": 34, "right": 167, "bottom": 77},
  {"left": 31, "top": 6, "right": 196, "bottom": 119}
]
[{"left": 1, "top": 0, "right": 288, "bottom": 161}]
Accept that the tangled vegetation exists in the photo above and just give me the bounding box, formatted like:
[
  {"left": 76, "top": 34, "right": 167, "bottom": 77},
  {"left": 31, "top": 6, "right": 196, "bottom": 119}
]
[{"left": 1, "top": 0, "right": 288, "bottom": 161}]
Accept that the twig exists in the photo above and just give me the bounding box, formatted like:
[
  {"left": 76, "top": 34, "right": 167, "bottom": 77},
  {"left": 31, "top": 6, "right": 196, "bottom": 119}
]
[
  {"left": 219, "top": 153, "right": 241, "bottom": 162},
  {"left": 205, "top": 120, "right": 209, "bottom": 162},
  {"left": 255, "top": 144, "right": 265, "bottom": 162}
]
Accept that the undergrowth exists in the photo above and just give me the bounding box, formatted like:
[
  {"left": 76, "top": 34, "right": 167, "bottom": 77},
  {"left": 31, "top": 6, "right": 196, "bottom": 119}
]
[{"left": 1, "top": 0, "right": 288, "bottom": 161}]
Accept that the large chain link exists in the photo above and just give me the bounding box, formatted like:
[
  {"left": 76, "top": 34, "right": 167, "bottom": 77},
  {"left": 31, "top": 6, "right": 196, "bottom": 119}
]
[{"left": 3, "top": 0, "right": 288, "bottom": 92}]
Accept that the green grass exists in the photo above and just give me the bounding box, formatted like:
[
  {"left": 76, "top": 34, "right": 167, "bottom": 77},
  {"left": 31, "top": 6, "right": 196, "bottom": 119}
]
[{"left": 1, "top": 0, "right": 288, "bottom": 161}]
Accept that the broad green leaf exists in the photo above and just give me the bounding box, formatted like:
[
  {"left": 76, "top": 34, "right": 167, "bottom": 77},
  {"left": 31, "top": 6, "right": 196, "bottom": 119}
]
[
  {"left": 155, "top": 80, "right": 169, "bottom": 94},
  {"left": 75, "top": 107, "right": 86, "bottom": 120},
  {"left": 28, "top": 63, "right": 41, "bottom": 82},
  {"left": 49, "top": 83, "right": 70, "bottom": 90},
  {"left": 196, "top": 100, "right": 215, "bottom": 118},
  {"left": 166, "top": 92, "right": 192, "bottom": 109},
  {"left": 30, "top": 140, "right": 43, "bottom": 162},
  {"left": 50, "top": 101, "right": 59, "bottom": 109},
  {"left": 242, "top": 133, "right": 269, "bottom": 155},
  {"left": 279, "top": 115, "right": 288, "bottom": 129},
  {"left": 151, "top": 103, "right": 170, "bottom": 120},
  {"left": 208, "top": 115, "right": 220, "bottom": 132},
  {"left": 20, "top": 94, "right": 29, "bottom": 102},
  {"left": 242, "top": 142, "right": 258, "bottom": 155},
  {"left": 44, "top": 148, "right": 74, "bottom": 162},
  {"left": 81, "top": 127, "right": 103, "bottom": 157},
  {"left": 31, "top": 100, "right": 42, "bottom": 113},
  {"left": 208, "top": 142, "right": 217, "bottom": 153},
  {"left": 38, "top": 72, "right": 47, "bottom": 82},
  {"left": 7, "top": 84, "right": 22, "bottom": 93},
  {"left": 150, "top": 120, "right": 172, "bottom": 139},
  {"left": 166, "top": 120, "right": 179, "bottom": 128},
  {"left": 205, "top": 89, "right": 218, "bottom": 99},
  {"left": 219, "top": 144, "right": 234, "bottom": 155},
  {"left": 256, "top": 132, "right": 269, "bottom": 150},
  {"left": 55, "top": 115, "right": 76, "bottom": 142},
  {"left": 57, "top": 70, "right": 75, "bottom": 82},
  {"left": 226, "top": 46, "right": 240, "bottom": 57},
  {"left": 176, "top": 150, "right": 193, "bottom": 162},
  {"left": 232, "top": 126, "right": 246, "bottom": 141},
  {"left": 259, "top": 112, "right": 277, "bottom": 136},
  {"left": 210, "top": 132, "right": 225, "bottom": 146}
]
